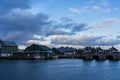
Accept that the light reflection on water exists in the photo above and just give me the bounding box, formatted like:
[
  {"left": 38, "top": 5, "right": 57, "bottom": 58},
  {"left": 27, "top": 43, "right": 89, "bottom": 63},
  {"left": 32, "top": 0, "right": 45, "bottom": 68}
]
[{"left": 0, "top": 59, "right": 120, "bottom": 80}]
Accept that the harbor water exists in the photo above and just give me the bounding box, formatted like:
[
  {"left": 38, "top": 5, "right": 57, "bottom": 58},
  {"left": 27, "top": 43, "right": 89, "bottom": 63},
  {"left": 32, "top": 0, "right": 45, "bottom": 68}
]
[{"left": 0, "top": 59, "right": 120, "bottom": 80}]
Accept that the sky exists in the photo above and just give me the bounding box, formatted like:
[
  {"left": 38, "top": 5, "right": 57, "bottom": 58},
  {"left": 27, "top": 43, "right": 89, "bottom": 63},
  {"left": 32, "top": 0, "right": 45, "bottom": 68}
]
[{"left": 0, "top": 0, "right": 120, "bottom": 49}]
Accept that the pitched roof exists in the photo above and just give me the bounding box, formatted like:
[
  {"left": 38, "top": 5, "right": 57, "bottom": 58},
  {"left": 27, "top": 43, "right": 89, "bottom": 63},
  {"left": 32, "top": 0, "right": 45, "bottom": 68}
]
[
  {"left": 3, "top": 41, "right": 17, "bottom": 46},
  {"left": 109, "top": 46, "right": 118, "bottom": 51},
  {"left": 96, "top": 47, "right": 103, "bottom": 51},
  {"left": 31, "top": 44, "right": 51, "bottom": 51},
  {"left": 84, "top": 47, "right": 92, "bottom": 51},
  {"left": 57, "top": 47, "right": 66, "bottom": 53},
  {"left": 0, "top": 40, "right": 17, "bottom": 47},
  {"left": 57, "top": 47, "right": 76, "bottom": 53},
  {"left": 37, "top": 45, "right": 51, "bottom": 51}
]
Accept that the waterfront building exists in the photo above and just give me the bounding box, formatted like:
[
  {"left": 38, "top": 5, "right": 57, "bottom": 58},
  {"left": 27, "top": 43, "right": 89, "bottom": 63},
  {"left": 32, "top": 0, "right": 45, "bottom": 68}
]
[
  {"left": 24, "top": 44, "right": 52, "bottom": 58},
  {"left": 0, "top": 40, "right": 18, "bottom": 57},
  {"left": 57, "top": 47, "right": 76, "bottom": 55},
  {"left": 83, "top": 47, "right": 92, "bottom": 54},
  {"left": 109, "top": 46, "right": 118, "bottom": 54},
  {"left": 83, "top": 47, "right": 93, "bottom": 60},
  {"left": 96, "top": 47, "right": 104, "bottom": 54},
  {"left": 52, "top": 48, "right": 62, "bottom": 55},
  {"left": 95, "top": 47, "right": 106, "bottom": 60},
  {"left": 108, "top": 46, "right": 120, "bottom": 60}
]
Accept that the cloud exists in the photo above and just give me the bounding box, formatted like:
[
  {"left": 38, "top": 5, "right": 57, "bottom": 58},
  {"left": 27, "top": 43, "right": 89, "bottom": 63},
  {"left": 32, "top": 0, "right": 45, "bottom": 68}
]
[
  {"left": 117, "top": 36, "right": 120, "bottom": 38},
  {"left": 99, "top": 37, "right": 120, "bottom": 46},
  {"left": 0, "top": 11, "right": 51, "bottom": 44},
  {"left": 0, "top": 13, "right": 50, "bottom": 33},
  {"left": 69, "top": 0, "right": 119, "bottom": 15},
  {"left": 92, "top": 18, "right": 120, "bottom": 29},
  {"left": 103, "top": 18, "right": 120, "bottom": 24},
  {"left": 45, "top": 29, "right": 72, "bottom": 36},
  {"left": 69, "top": 6, "right": 90, "bottom": 14},
  {"left": 54, "top": 21, "right": 91, "bottom": 33},
  {"left": 51, "top": 35, "right": 120, "bottom": 47},
  {"left": 26, "top": 39, "right": 40, "bottom": 44},
  {"left": 114, "top": 7, "right": 119, "bottom": 11},
  {"left": 1, "top": 0, "right": 119, "bottom": 49},
  {"left": 60, "top": 17, "right": 73, "bottom": 23},
  {"left": 71, "top": 23, "right": 91, "bottom": 32},
  {"left": 92, "top": 5, "right": 110, "bottom": 13},
  {"left": 69, "top": 8, "right": 81, "bottom": 14},
  {"left": 92, "top": 6, "right": 101, "bottom": 10},
  {"left": 100, "top": 0, "right": 109, "bottom": 6},
  {"left": 0, "top": 7, "right": 91, "bottom": 46},
  {"left": 51, "top": 35, "right": 103, "bottom": 46},
  {"left": 0, "top": 0, "right": 31, "bottom": 14},
  {"left": 26, "top": 39, "right": 51, "bottom": 47}
]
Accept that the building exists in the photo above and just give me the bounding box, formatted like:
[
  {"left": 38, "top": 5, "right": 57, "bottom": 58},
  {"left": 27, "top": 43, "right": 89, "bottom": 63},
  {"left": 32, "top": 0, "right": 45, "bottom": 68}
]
[
  {"left": 52, "top": 47, "right": 62, "bottom": 55},
  {"left": 83, "top": 47, "right": 92, "bottom": 54},
  {"left": 83, "top": 47, "right": 93, "bottom": 60},
  {"left": 24, "top": 44, "right": 52, "bottom": 58},
  {"left": 108, "top": 46, "right": 120, "bottom": 60},
  {"left": 109, "top": 46, "right": 118, "bottom": 54},
  {"left": 95, "top": 47, "right": 106, "bottom": 60},
  {"left": 57, "top": 47, "right": 76, "bottom": 55},
  {"left": 0, "top": 40, "right": 18, "bottom": 57},
  {"left": 96, "top": 47, "right": 104, "bottom": 55}
]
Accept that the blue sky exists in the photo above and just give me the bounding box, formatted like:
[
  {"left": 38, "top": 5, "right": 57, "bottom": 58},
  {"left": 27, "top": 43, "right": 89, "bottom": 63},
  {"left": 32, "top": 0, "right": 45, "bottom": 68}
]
[{"left": 0, "top": 0, "right": 120, "bottom": 49}]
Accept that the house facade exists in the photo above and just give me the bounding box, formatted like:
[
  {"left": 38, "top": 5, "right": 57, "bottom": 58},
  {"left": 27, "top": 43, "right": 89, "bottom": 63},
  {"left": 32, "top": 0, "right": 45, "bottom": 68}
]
[
  {"left": 109, "top": 46, "right": 118, "bottom": 54},
  {"left": 95, "top": 47, "right": 106, "bottom": 60},
  {"left": 57, "top": 47, "right": 76, "bottom": 55},
  {"left": 83, "top": 47, "right": 92, "bottom": 55},
  {"left": 24, "top": 44, "right": 52, "bottom": 58},
  {"left": 96, "top": 47, "right": 104, "bottom": 55},
  {"left": 0, "top": 40, "right": 18, "bottom": 57},
  {"left": 83, "top": 47, "right": 93, "bottom": 60}
]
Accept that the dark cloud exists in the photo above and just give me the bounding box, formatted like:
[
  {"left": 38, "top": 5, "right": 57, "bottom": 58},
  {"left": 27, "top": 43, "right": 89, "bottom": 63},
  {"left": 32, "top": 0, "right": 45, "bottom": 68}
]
[
  {"left": 0, "top": 12, "right": 75, "bottom": 45},
  {"left": 53, "top": 17, "right": 91, "bottom": 32},
  {"left": 0, "top": 12, "right": 90, "bottom": 41},
  {"left": 0, "top": 0, "right": 31, "bottom": 14},
  {"left": 0, "top": 0, "right": 94, "bottom": 46},
  {"left": 0, "top": 10, "right": 119, "bottom": 47},
  {"left": 99, "top": 38, "right": 120, "bottom": 46},
  {"left": 0, "top": 13, "right": 50, "bottom": 33},
  {"left": 51, "top": 36, "right": 120, "bottom": 46},
  {"left": 60, "top": 17, "right": 73, "bottom": 23},
  {"left": 51, "top": 36, "right": 102, "bottom": 46},
  {"left": 117, "top": 36, "right": 120, "bottom": 38},
  {"left": 0, "top": 12, "right": 51, "bottom": 44},
  {"left": 45, "top": 29, "right": 72, "bottom": 36},
  {"left": 54, "top": 22, "right": 91, "bottom": 33},
  {"left": 71, "top": 23, "right": 91, "bottom": 32},
  {"left": 0, "top": 0, "right": 119, "bottom": 48}
]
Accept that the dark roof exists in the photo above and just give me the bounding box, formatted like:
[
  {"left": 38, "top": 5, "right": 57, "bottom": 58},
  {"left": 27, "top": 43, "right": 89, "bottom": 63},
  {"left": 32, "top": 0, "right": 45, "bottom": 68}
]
[
  {"left": 96, "top": 47, "right": 103, "bottom": 51},
  {"left": 57, "top": 47, "right": 66, "bottom": 53},
  {"left": 109, "top": 46, "right": 118, "bottom": 51},
  {"left": 26, "top": 44, "right": 51, "bottom": 51},
  {"left": 84, "top": 47, "right": 92, "bottom": 51},
  {"left": 0, "top": 40, "right": 17, "bottom": 47},
  {"left": 57, "top": 47, "right": 76, "bottom": 53},
  {"left": 3, "top": 41, "right": 17, "bottom": 46},
  {"left": 37, "top": 44, "right": 51, "bottom": 51}
]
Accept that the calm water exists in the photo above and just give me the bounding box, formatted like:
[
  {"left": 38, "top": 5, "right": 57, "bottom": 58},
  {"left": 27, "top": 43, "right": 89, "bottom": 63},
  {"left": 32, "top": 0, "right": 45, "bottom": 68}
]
[{"left": 0, "top": 59, "right": 120, "bottom": 80}]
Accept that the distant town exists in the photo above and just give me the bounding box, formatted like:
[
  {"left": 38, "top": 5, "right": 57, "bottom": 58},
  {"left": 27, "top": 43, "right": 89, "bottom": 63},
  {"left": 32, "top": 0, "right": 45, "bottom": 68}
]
[{"left": 0, "top": 39, "right": 120, "bottom": 60}]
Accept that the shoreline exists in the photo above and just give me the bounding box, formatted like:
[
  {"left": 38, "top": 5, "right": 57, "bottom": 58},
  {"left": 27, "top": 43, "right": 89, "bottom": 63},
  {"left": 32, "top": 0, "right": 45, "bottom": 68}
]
[{"left": 0, "top": 54, "right": 120, "bottom": 60}]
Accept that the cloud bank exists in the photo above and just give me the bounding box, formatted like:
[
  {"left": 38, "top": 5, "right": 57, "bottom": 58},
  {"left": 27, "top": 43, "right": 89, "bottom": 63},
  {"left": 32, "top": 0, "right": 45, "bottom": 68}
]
[{"left": 0, "top": 0, "right": 120, "bottom": 49}]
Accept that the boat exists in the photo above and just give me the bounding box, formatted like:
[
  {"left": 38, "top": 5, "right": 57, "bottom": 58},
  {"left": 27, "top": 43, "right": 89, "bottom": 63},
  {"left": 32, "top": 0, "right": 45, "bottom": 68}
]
[
  {"left": 33, "top": 56, "right": 41, "bottom": 60},
  {"left": 52, "top": 55, "right": 58, "bottom": 59}
]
